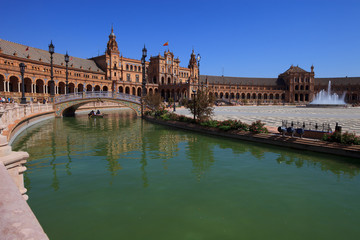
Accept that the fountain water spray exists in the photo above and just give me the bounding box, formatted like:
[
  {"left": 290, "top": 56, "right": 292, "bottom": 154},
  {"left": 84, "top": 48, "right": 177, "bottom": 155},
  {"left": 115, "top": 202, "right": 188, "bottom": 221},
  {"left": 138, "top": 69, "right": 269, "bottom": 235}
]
[{"left": 309, "top": 81, "right": 346, "bottom": 106}]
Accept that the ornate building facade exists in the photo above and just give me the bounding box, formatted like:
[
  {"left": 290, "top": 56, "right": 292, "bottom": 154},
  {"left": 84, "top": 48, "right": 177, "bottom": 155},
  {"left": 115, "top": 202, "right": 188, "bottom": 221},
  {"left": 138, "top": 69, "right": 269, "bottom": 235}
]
[{"left": 0, "top": 29, "right": 359, "bottom": 104}]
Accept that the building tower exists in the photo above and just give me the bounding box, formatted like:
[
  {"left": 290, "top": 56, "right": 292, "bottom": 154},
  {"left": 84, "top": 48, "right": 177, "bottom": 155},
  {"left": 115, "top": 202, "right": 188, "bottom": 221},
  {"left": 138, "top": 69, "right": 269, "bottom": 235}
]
[
  {"left": 188, "top": 50, "right": 198, "bottom": 84},
  {"left": 105, "top": 26, "right": 120, "bottom": 91}
]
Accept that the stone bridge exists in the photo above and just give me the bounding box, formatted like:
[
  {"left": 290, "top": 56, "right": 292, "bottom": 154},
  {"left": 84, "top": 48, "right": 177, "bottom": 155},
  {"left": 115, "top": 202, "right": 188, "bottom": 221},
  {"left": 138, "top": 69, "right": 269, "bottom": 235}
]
[{"left": 54, "top": 91, "right": 142, "bottom": 117}]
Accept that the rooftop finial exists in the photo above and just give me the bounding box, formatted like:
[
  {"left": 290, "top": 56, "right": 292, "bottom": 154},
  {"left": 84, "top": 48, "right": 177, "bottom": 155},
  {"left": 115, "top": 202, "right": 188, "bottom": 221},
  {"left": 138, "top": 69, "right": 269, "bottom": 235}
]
[{"left": 109, "top": 24, "right": 115, "bottom": 37}]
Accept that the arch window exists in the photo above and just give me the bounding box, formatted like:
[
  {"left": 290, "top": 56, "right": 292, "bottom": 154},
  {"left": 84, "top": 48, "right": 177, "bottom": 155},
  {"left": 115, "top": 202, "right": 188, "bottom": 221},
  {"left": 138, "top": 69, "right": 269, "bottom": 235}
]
[
  {"left": 36, "top": 79, "right": 44, "bottom": 93},
  {"left": 78, "top": 84, "right": 84, "bottom": 92},
  {"left": 69, "top": 83, "right": 75, "bottom": 93},
  {"left": 0, "top": 75, "right": 5, "bottom": 92},
  {"left": 58, "top": 82, "right": 66, "bottom": 94},
  {"left": 24, "top": 78, "right": 32, "bottom": 93}
]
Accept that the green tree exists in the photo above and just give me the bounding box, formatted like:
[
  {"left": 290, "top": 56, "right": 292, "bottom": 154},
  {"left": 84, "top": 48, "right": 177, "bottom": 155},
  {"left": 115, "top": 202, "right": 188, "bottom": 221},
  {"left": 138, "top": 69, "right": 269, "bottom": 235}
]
[
  {"left": 185, "top": 89, "right": 215, "bottom": 121},
  {"left": 143, "top": 93, "right": 163, "bottom": 111},
  {"left": 168, "top": 97, "right": 174, "bottom": 106}
]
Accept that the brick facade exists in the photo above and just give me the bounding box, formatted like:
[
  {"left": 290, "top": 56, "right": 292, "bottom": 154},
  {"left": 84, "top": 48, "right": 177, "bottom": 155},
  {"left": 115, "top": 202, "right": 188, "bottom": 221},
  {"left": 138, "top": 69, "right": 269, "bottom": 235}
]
[{"left": 0, "top": 29, "right": 359, "bottom": 104}]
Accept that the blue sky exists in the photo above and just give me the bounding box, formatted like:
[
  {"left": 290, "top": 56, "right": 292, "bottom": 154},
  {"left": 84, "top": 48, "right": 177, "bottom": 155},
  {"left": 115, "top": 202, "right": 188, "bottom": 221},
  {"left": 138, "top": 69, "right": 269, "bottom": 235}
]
[{"left": 1, "top": 0, "right": 360, "bottom": 78}]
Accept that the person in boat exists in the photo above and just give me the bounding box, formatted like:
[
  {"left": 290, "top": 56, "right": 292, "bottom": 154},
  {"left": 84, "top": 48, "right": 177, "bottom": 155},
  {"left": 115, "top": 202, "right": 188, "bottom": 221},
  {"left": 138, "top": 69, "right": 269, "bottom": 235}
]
[
  {"left": 96, "top": 110, "right": 100, "bottom": 115},
  {"left": 89, "top": 110, "right": 95, "bottom": 117}
]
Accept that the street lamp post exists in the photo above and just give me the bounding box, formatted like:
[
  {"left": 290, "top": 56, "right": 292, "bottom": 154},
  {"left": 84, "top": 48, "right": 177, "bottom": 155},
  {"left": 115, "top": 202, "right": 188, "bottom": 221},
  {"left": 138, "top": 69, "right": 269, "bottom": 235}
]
[
  {"left": 197, "top": 53, "right": 201, "bottom": 89},
  {"left": 173, "top": 92, "right": 176, "bottom": 112},
  {"left": 48, "top": 41, "right": 55, "bottom": 100},
  {"left": 19, "top": 63, "right": 27, "bottom": 104},
  {"left": 141, "top": 45, "right": 147, "bottom": 117},
  {"left": 64, "top": 52, "right": 69, "bottom": 94},
  {"left": 192, "top": 89, "right": 197, "bottom": 121}
]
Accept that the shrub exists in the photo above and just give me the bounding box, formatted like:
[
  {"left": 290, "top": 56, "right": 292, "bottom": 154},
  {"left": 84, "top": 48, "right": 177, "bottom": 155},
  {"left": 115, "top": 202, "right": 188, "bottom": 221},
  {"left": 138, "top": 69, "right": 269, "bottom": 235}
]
[
  {"left": 322, "top": 131, "right": 360, "bottom": 145},
  {"left": 341, "top": 132, "right": 359, "bottom": 145},
  {"left": 154, "top": 109, "right": 168, "bottom": 118},
  {"left": 168, "top": 113, "right": 179, "bottom": 121},
  {"left": 219, "top": 125, "right": 232, "bottom": 131},
  {"left": 249, "top": 120, "right": 268, "bottom": 134},
  {"left": 160, "top": 113, "right": 170, "bottom": 121},
  {"left": 325, "top": 131, "right": 342, "bottom": 143}
]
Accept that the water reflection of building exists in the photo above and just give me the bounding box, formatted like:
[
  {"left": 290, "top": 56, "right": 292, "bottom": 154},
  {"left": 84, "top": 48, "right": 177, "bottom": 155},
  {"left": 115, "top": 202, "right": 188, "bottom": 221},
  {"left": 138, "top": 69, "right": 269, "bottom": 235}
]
[{"left": 12, "top": 111, "right": 360, "bottom": 192}]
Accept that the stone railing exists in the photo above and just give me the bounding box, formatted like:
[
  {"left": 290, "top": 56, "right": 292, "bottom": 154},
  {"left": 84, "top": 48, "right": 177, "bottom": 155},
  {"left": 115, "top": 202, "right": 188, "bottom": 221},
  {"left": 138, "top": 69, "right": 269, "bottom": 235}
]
[
  {"left": 54, "top": 91, "right": 141, "bottom": 104},
  {"left": 0, "top": 103, "right": 52, "bottom": 240},
  {"left": 0, "top": 103, "right": 53, "bottom": 132}
]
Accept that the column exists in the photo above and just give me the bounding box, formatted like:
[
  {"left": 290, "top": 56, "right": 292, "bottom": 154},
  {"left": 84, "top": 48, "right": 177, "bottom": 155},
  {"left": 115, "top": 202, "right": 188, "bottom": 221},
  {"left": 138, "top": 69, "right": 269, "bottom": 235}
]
[
  {"left": 3, "top": 81, "right": 6, "bottom": 92},
  {"left": 43, "top": 85, "right": 45, "bottom": 94},
  {"left": 31, "top": 84, "right": 34, "bottom": 93},
  {"left": 18, "top": 82, "right": 20, "bottom": 93}
]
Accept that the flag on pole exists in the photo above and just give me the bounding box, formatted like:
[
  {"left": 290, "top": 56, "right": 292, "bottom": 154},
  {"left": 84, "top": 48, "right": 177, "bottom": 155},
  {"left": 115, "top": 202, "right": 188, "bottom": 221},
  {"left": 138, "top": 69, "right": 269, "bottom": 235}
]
[
  {"left": 25, "top": 47, "right": 29, "bottom": 51},
  {"left": 70, "top": 57, "right": 73, "bottom": 61},
  {"left": 163, "top": 41, "right": 169, "bottom": 46}
]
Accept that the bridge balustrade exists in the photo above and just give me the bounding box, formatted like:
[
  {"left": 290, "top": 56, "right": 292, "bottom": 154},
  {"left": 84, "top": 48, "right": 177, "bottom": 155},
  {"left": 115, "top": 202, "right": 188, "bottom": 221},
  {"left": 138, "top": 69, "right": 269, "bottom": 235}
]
[
  {"left": 0, "top": 103, "right": 54, "bottom": 132},
  {"left": 55, "top": 91, "right": 141, "bottom": 104}
]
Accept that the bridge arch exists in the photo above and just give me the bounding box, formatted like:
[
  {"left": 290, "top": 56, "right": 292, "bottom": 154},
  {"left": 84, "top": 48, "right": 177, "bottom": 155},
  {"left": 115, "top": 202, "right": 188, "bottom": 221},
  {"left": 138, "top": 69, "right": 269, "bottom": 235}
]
[{"left": 54, "top": 91, "right": 143, "bottom": 117}]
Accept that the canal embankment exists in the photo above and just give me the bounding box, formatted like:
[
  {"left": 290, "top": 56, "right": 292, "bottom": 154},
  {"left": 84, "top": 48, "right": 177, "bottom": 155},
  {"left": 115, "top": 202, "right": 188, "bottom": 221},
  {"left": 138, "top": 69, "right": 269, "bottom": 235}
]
[
  {"left": 144, "top": 116, "right": 360, "bottom": 159},
  {"left": 0, "top": 103, "right": 51, "bottom": 240}
]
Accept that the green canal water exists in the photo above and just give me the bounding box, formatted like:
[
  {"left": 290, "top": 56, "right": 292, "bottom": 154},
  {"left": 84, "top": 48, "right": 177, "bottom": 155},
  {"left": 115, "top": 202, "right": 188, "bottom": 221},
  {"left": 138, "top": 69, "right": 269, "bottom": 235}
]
[{"left": 12, "top": 109, "right": 360, "bottom": 240}]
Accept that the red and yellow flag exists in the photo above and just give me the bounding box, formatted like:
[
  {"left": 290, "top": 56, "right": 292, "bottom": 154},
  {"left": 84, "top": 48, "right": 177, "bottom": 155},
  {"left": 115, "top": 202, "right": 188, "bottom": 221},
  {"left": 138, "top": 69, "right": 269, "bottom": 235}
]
[{"left": 163, "top": 41, "right": 169, "bottom": 46}]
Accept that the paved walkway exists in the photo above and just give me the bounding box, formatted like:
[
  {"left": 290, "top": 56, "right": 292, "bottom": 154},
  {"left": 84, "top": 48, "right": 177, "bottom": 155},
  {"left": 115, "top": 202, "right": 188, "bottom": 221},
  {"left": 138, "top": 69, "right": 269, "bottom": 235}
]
[{"left": 175, "top": 106, "right": 360, "bottom": 135}]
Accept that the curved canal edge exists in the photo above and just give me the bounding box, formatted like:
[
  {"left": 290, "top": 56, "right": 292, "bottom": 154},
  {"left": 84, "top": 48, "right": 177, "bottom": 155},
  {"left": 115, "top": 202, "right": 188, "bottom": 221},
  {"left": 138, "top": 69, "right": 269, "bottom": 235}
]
[
  {"left": 143, "top": 116, "right": 360, "bottom": 159},
  {"left": 0, "top": 104, "right": 52, "bottom": 240}
]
